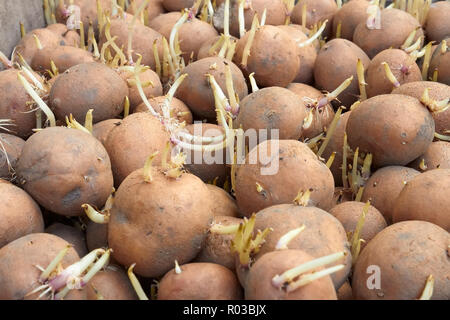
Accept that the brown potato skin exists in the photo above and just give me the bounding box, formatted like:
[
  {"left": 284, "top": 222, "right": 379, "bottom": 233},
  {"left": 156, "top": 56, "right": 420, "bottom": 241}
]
[
  {"left": 46, "top": 23, "right": 81, "bottom": 47},
  {"left": 158, "top": 262, "right": 243, "bottom": 300},
  {"left": 235, "top": 140, "right": 335, "bottom": 217},
  {"left": 86, "top": 265, "right": 138, "bottom": 300},
  {"left": 49, "top": 62, "right": 129, "bottom": 123},
  {"left": 346, "top": 94, "right": 435, "bottom": 168},
  {"left": 104, "top": 111, "right": 170, "bottom": 186},
  {"left": 108, "top": 168, "right": 213, "bottom": 278},
  {"left": 0, "top": 180, "right": 44, "bottom": 248},
  {"left": 13, "top": 28, "right": 62, "bottom": 65},
  {"left": 176, "top": 57, "right": 248, "bottom": 120},
  {"left": 31, "top": 46, "right": 94, "bottom": 75},
  {"left": 332, "top": 0, "right": 370, "bottom": 41},
  {"left": 251, "top": 205, "right": 352, "bottom": 289},
  {"left": 92, "top": 119, "right": 123, "bottom": 147},
  {"left": 291, "top": 0, "right": 338, "bottom": 38},
  {"left": 391, "top": 81, "right": 450, "bottom": 135},
  {"left": 337, "top": 281, "right": 353, "bottom": 300},
  {"left": 234, "top": 26, "right": 300, "bottom": 88},
  {"left": 86, "top": 220, "right": 109, "bottom": 252},
  {"left": 409, "top": 141, "right": 450, "bottom": 171},
  {"left": 162, "top": 0, "right": 194, "bottom": 11},
  {"left": 197, "top": 35, "right": 238, "bottom": 60},
  {"left": 366, "top": 49, "right": 422, "bottom": 98},
  {"left": 16, "top": 127, "right": 114, "bottom": 217},
  {"left": 206, "top": 184, "right": 239, "bottom": 218},
  {"left": 245, "top": 250, "right": 338, "bottom": 300},
  {"left": 353, "top": 8, "right": 424, "bottom": 59},
  {"left": 361, "top": 166, "right": 419, "bottom": 224},
  {"left": 424, "top": 2, "right": 450, "bottom": 43},
  {"left": 127, "top": 0, "right": 166, "bottom": 22},
  {"left": 428, "top": 39, "right": 450, "bottom": 85},
  {"left": 314, "top": 38, "right": 370, "bottom": 108},
  {"left": 195, "top": 215, "right": 242, "bottom": 270},
  {"left": 0, "top": 133, "right": 25, "bottom": 180},
  {"left": 392, "top": 169, "right": 450, "bottom": 230},
  {"left": 329, "top": 201, "right": 387, "bottom": 251},
  {"left": 134, "top": 96, "right": 193, "bottom": 125},
  {"left": 45, "top": 223, "right": 88, "bottom": 257},
  {"left": 0, "top": 233, "right": 85, "bottom": 300},
  {"left": 352, "top": 221, "right": 450, "bottom": 300},
  {"left": 148, "top": 12, "right": 182, "bottom": 39},
  {"left": 234, "top": 87, "right": 307, "bottom": 140}
]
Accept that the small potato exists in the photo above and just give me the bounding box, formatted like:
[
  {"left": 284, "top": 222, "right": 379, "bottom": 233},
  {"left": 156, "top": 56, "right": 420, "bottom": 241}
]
[
  {"left": 392, "top": 169, "right": 450, "bottom": 230},
  {"left": 332, "top": 0, "right": 370, "bottom": 41},
  {"left": 366, "top": 49, "right": 422, "bottom": 98},
  {"left": 158, "top": 262, "right": 243, "bottom": 300},
  {"left": 87, "top": 265, "right": 138, "bottom": 300},
  {"left": 234, "top": 25, "right": 300, "bottom": 88},
  {"left": 346, "top": 94, "right": 435, "bottom": 168},
  {"left": 13, "top": 28, "right": 62, "bottom": 65},
  {"left": 409, "top": 141, "right": 450, "bottom": 171},
  {"left": 206, "top": 184, "right": 239, "bottom": 218},
  {"left": 361, "top": 166, "right": 420, "bottom": 224},
  {"left": 0, "top": 179, "right": 44, "bottom": 248},
  {"left": 329, "top": 201, "right": 387, "bottom": 251},
  {"left": 424, "top": 1, "right": 450, "bottom": 43},
  {"left": 291, "top": 0, "right": 338, "bottom": 38},
  {"left": 352, "top": 221, "right": 450, "bottom": 299},
  {"left": 0, "top": 133, "right": 25, "bottom": 180},
  {"left": 31, "top": 46, "right": 94, "bottom": 75},
  {"left": 92, "top": 118, "right": 123, "bottom": 146},
  {"left": 46, "top": 23, "right": 80, "bottom": 47},
  {"left": 16, "top": 127, "right": 114, "bottom": 217},
  {"left": 134, "top": 96, "right": 193, "bottom": 125},
  {"left": 428, "top": 38, "right": 449, "bottom": 85},
  {"left": 45, "top": 222, "right": 88, "bottom": 257},
  {"left": 49, "top": 62, "right": 129, "bottom": 123}
]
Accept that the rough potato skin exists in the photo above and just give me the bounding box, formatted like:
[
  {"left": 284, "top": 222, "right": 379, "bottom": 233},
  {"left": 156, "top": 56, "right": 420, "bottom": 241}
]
[
  {"left": 235, "top": 87, "right": 307, "bottom": 140},
  {"left": 86, "top": 265, "right": 138, "bottom": 300},
  {"left": 329, "top": 201, "right": 387, "bottom": 251},
  {"left": 409, "top": 141, "right": 450, "bottom": 171},
  {"left": 206, "top": 184, "right": 240, "bottom": 218},
  {"left": 0, "top": 180, "right": 44, "bottom": 248},
  {"left": 428, "top": 39, "right": 450, "bottom": 85},
  {"left": 332, "top": 0, "right": 370, "bottom": 41},
  {"left": 235, "top": 140, "right": 335, "bottom": 217},
  {"left": 0, "top": 133, "right": 25, "bottom": 180},
  {"left": 0, "top": 233, "right": 85, "bottom": 300},
  {"left": 291, "top": 0, "right": 338, "bottom": 38},
  {"left": 234, "top": 25, "right": 300, "bottom": 88},
  {"left": 176, "top": 57, "right": 248, "bottom": 120},
  {"left": 314, "top": 38, "right": 370, "bottom": 108},
  {"left": 104, "top": 112, "right": 170, "bottom": 186},
  {"left": 45, "top": 223, "right": 88, "bottom": 257},
  {"left": 352, "top": 221, "right": 450, "bottom": 300},
  {"left": 251, "top": 205, "right": 352, "bottom": 289},
  {"left": 31, "top": 46, "right": 94, "bottom": 75},
  {"left": 346, "top": 94, "right": 435, "bottom": 168},
  {"left": 424, "top": 1, "right": 450, "bottom": 43},
  {"left": 353, "top": 8, "right": 424, "bottom": 59},
  {"left": 108, "top": 168, "right": 213, "bottom": 278},
  {"left": 245, "top": 250, "right": 338, "bottom": 300},
  {"left": 16, "top": 127, "right": 114, "bottom": 217},
  {"left": 391, "top": 81, "right": 450, "bottom": 135},
  {"left": 366, "top": 49, "right": 422, "bottom": 98},
  {"left": 392, "top": 169, "right": 450, "bottom": 230},
  {"left": 49, "top": 62, "right": 128, "bottom": 123},
  {"left": 13, "top": 28, "right": 62, "bottom": 65},
  {"left": 92, "top": 119, "right": 123, "bottom": 147},
  {"left": 134, "top": 96, "right": 193, "bottom": 124},
  {"left": 361, "top": 166, "right": 420, "bottom": 224},
  {"left": 158, "top": 262, "right": 243, "bottom": 300},
  {"left": 195, "top": 216, "right": 242, "bottom": 270}
]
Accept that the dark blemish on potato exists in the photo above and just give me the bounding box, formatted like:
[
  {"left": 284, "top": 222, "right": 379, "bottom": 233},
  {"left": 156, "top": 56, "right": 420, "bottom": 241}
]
[
  {"left": 401, "top": 132, "right": 407, "bottom": 138},
  {"left": 114, "top": 210, "right": 128, "bottom": 224},
  {"left": 146, "top": 231, "right": 152, "bottom": 236},
  {"left": 159, "top": 207, "right": 165, "bottom": 212},
  {"left": 62, "top": 187, "right": 81, "bottom": 207}
]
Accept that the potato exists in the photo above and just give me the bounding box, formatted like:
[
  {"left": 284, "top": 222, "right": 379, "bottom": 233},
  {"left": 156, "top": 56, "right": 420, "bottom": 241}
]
[
  {"left": 361, "top": 166, "right": 419, "bottom": 224},
  {"left": 197, "top": 35, "right": 236, "bottom": 60},
  {"left": 206, "top": 184, "right": 239, "bottom": 218},
  {"left": 234, "top": 87, "right": 308, "bottom": 140},
  {"left": 108, "top": 167, "right": 214, "bottom": 277},
  {"left": 195, "top": 215, "right": 242, "bottom": 270},
  {"left": 0, "top": 133, "right": 25, "bottom": 180},
  {"left": 424, "top": 1, "right": 450, "bottom": 43},
  {"left": 332, "top": 0, "right": 370, "bottom": 41},
  {"left": 346, "top": 94, "right": 435, "bottom": 167},
  {"left": 409, "top": 141, "right": 450, "bottom": 172},
  {"left": 392, "top": 169, "right": 450, "bottom": 230},
  {"left": 46, "top": 23, "right": 80, "bottom": 47},
  {"left": 158, "top": 262, "right": 243, "bottom": 300},
  {"left": 337, "top": 281, "right": 353, "bottom": 300},
  {"left": 291, "top": 0, "right": 338, "bottom": 38},
  {"left": 353, "top": 8, "right": 424, "bottom": 59},
  {"left": 16, "top": 127, "right": 114, "bottom": 217},
  {"left": 428, "top": 38, "right": 449, "bottom": 85},
  {"left": 176, "top": 57, "right": 248, "bottom": 120},
  {"left": 148, "top": 11, "right": 182, "bottom": 39},
  {"left": 352, "top": 221, "right": 450, "bottom": 299},
  {"left": 366, "top": 49, "right": 422, "bottom": 98},
  {"left": 134, "top": 96, "right": 193, "bottom": 124},
  {"left": 0, "top": 233, "right": 85, "bottom": 300},
  {"left": 127, "top": 0, "right": 165, "bottom": 22},
  {"left": 13, "top": 28, "right": 62, "bottom": 66},
  {"left": 92, "top": 119, "right": 123, "bottom": 146},
  {"left": 162, "top": 0, "right": 194, "bottom": 11},
  {"left": 104, "top": 112, "right": 169, "bottom": 185},
  {"left": 391, "top": 81, "right": 450, "bottom": 135},
  {"left": 45, "top": 222, "right": 88, "bottom": 257},
  {"left": 0, "top": 180, "right": 44, "bottom": 248},
  {"left": 31, "top": 45, "right": 94, "bottom": 75},
  {"left": 233, "top": 25, "right": 300, "bottom": 88},
  {"left": 314, "top": 38, "right": 370, "bottom": 107},
  {"left": 286, "top": 83, "right": 336, "bottom": 139},
  {"left": 329, "top": 201, "right": 387, "bottom": 251},
  {"left": 86, "top": 220, "right": 108, "bottom": 252},
  {"left": 86, "top": 265, "right": 138, "bottom": 300},
  {"left": 245, "top": 249, "right": 338, "bottom": 300},
  {"left": 49, "top": 62, "right": 129, "bottom": 123},
  {"left": 235, "top": 139, "right": 335, "bottom": 217}
]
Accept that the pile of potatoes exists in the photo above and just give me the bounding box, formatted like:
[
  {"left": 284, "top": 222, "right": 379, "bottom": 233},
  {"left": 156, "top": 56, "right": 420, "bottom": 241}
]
[{"left": 0, "top": 0, "right": 449, "bottom": 301}]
